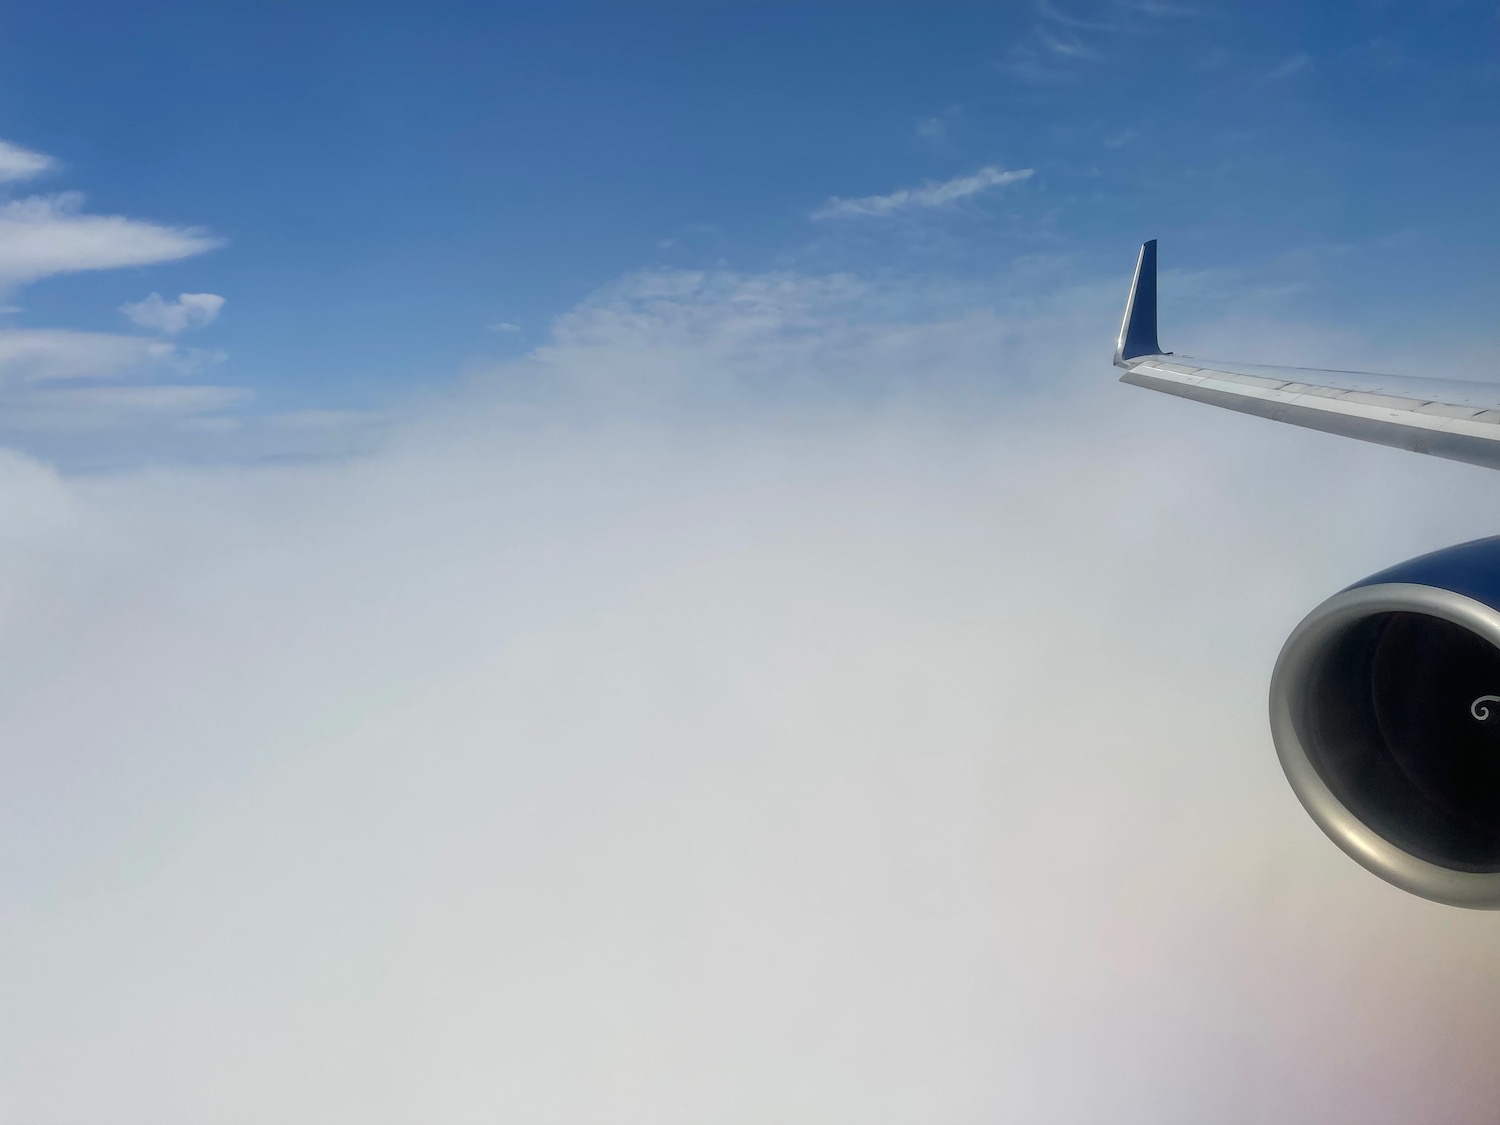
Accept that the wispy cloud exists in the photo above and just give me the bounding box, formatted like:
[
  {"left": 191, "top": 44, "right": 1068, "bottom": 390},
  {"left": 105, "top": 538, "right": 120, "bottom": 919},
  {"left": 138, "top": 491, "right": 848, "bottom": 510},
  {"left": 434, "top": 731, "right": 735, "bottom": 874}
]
[
  {"left": 1262, "top": 52, "right": 1314, "bottom": 81},
  {"left": 121, "top": 292, "right": 226, "bottom": 335},
  {"left": 997, "top": 44, "right": 1079, "bottom": 84},
  {"left": 0, "top": 139, "right": 242, "bottom": 447},
  {"left": 0, "top": 383, "right": 249, "bottom": 435},
  {"left": 0, "top": 329, "right": 240, "bottom": 444},
  {"left": 812, "top": 165, "right": 1034, "bottom": 220},
  {"left": 267, "top": 408, "right": 392, "bottom": 432},
  {"left": 0, "top": 329, "right": 226, "bottom": 385},
  {"left": 1001, "top": 0, "right": 1203, "bottom": 82},
  {"left": 1037, "top": 0, "right": 1116, "bottom": 34},
  {"left": 1119, "top": 0, "right": 1201, "bottom": 15},
  {"left": 0, "top": 140, "right": 56, "bottom": 184},
  {"left": 0, "top": 329, "right": 166, "bottom": 383},
  {"left": 1038, "top": 27, "right": 1104, "bottom": 61},
  {"left": 0, "top": 192, "right": 221, "bottom": 288},
  {"left": 914, "top": 117, "right": 949, "bottom": 145},
  {"left": 914, "top": 105, "right": 963, "bottom": 147}
]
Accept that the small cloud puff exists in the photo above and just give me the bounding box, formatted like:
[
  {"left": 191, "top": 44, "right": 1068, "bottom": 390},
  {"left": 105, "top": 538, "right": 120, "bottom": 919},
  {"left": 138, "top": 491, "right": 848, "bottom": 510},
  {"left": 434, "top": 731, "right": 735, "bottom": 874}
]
[
  {"left": 914, "top": 106, "right": 962, "bottom": 147},
  {"left": 813, "top": 165, "right": 1033, "bottom": 220},
  {"left": 121, "top": 292, "right": 225, "bottom": 335}
]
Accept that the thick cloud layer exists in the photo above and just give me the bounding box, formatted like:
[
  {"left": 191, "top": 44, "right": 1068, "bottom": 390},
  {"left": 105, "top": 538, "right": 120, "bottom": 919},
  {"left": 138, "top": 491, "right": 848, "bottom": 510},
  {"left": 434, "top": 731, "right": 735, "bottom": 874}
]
[{"left": 1, "top": 267, "right": 1498, "bottom": 1123}]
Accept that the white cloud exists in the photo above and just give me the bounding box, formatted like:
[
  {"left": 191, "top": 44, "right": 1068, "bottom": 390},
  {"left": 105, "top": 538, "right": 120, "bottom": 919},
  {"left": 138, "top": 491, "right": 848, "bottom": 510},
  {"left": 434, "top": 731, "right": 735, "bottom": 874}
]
[
  {"left": 0, "top": 139, "right": 56, "bottom": 184},
  {"left": 0, "top": 263, "right": 1497, "bottom": 1121},
  {"left": 0, "top": 148, "right": 239, "bottom": 451},
  {"left": 0, "top": 331, "right": 238, "bottom": 456},
  {"left": 0, "top": 329, "right": 164, "bottom": 383},
  {"left": 485, "top": 320, "right": 521, "bottom": 333},
  {"left": 0, "top": 192, "right": 220, "bottom": 288},
  {"left": 0, "top": 384, "right": 249, "bottom": 432},
  {"left": 0, "top": 329, "right": 227, "bottom": 386},
  {"left": 121, "top": 292, "right": 225, "bottom": 335},
  {"left": 812, "top": 165, "right": 1034, "bottom": 220}
]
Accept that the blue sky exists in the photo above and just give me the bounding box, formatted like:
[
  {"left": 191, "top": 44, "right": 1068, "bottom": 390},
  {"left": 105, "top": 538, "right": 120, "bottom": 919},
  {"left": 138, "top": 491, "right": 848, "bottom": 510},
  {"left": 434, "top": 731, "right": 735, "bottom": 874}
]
[{"left": 0, "top": 0, "right": 1495, "bottom": 446}]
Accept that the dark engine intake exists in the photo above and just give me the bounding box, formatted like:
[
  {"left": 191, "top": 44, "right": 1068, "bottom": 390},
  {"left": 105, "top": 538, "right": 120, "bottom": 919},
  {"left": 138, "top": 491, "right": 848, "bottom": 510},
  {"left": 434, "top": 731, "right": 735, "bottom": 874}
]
[{"left": 1271, "top": 536, "right": 1500, "bottom": 907}]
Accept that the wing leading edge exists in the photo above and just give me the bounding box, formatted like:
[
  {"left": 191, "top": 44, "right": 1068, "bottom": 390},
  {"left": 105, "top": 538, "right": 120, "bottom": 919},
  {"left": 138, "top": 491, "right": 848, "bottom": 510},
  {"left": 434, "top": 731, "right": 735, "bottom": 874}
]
[{"left": 1114, "top": 240, "right": 1500, "bottom": 472}]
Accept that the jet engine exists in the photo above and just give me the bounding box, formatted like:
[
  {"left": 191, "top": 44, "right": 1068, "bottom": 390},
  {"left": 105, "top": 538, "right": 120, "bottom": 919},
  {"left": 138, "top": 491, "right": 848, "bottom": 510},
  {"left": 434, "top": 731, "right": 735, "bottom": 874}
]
[{"left": 1271, "top": 536, "right": 1500, "bottom": 907}]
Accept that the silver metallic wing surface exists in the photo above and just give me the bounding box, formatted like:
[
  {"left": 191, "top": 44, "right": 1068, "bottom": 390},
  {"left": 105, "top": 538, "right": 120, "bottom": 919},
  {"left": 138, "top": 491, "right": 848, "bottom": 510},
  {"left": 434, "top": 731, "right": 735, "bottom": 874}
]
[{"left": 1114, "top": 241, "right": 1500, "bottom": 471}]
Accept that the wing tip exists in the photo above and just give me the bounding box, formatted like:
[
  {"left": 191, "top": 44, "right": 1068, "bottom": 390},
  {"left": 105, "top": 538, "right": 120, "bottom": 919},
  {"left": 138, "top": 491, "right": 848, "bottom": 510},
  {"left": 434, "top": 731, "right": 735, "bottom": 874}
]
[{"left": 1114, "top": 239, "right": 1163, "bottom": 367}]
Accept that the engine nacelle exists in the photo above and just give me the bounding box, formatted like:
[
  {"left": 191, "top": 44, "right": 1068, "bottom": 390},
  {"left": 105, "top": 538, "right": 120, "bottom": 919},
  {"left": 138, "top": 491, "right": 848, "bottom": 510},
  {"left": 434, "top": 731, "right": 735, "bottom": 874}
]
[{"left": 1272, "top": 536, "right": 1500, "bottom": 907}]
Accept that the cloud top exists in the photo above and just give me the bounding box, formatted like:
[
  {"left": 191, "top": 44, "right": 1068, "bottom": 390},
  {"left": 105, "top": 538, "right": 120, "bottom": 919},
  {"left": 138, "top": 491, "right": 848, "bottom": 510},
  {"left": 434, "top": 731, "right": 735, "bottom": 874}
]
[
  {"left": 0, "top": 257, "right": 1496, "bottom": 1120},
  {"left": 812, "top": 165, "right": 1034, "bottom": 220},
  {"left": 1, "top": 266, "right": 1499, "bottom": 1120}
]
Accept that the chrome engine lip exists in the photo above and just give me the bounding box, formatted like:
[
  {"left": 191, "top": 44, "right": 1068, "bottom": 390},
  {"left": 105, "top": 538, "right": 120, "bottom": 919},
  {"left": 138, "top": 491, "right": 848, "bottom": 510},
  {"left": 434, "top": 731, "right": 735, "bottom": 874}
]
[{"left": 1270, "top": 581, "right": 1500, "bottom": 909}]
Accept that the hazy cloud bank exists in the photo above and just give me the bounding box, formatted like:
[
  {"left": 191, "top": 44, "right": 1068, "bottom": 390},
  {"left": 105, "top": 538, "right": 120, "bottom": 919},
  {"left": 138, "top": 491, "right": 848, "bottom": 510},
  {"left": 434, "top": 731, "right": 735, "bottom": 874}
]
[{"left": 1, "top": 264, "right": 1499, "bottom": 1123}]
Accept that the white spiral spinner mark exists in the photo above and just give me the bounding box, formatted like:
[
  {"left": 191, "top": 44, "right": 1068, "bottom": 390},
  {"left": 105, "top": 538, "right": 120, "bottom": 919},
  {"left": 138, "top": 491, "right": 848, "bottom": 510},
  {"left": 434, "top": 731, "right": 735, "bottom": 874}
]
[{"left": 1472, "top": 695, "right": 1500, "bottom": 721}]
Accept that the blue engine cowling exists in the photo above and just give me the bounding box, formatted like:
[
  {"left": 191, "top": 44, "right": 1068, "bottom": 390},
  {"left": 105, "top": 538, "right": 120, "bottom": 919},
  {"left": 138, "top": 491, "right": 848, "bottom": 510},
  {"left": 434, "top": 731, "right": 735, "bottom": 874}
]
[{"left": 1271, "top": 536, "right": 1500, "bottom": 908}]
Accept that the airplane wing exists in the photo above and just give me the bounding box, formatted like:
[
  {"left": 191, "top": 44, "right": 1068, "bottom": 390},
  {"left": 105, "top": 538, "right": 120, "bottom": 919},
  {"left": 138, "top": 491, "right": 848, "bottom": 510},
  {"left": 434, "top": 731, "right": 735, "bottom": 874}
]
[{"left": 1114, "top": 240, "right": 1500, "bottom": 471}]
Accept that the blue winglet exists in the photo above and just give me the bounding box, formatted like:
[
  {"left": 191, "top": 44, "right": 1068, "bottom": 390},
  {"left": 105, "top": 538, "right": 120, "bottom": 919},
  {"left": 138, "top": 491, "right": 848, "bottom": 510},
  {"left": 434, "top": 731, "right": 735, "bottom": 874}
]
[{"left": 1114, "top": 239, "right": 1163, "bottom": 366}]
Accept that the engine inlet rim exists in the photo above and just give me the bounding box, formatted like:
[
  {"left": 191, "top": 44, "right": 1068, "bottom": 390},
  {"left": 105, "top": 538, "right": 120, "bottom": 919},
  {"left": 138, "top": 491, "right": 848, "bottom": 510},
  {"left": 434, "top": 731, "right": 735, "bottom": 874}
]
[{"left": 1270, "top": 581, "right": 1500, "bottom": 909}]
